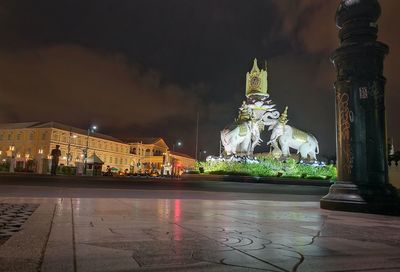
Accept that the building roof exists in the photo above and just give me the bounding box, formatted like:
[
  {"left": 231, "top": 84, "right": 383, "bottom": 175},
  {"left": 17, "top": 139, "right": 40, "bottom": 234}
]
[
  {"left": 87, "top": 153, "right": 104, "bottom": 164},
  {"left": 170, "top": 151, "right": 195, "bottom": 160},
  {"left": 123, "top": 137, "right": 169, "bottom": 149},
  {"left": 0, "top": 122, "right": 40, "bottom": 129},
  {"left": 0, "top": 121, "right": 125, "bottom": 144},
  {"left": 123, "top": 137, "right": 162, "bottom": 144}
]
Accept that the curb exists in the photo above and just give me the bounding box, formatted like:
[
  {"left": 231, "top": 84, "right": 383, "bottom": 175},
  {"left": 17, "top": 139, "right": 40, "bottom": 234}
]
[{"left": 181, "top": 174, "right": 333, "bottom": 187}]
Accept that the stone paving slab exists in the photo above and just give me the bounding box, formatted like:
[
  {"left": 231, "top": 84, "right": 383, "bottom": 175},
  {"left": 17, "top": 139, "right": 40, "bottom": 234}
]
[{"left": 0, "top": 197, "right": 399, "bottom": 271}]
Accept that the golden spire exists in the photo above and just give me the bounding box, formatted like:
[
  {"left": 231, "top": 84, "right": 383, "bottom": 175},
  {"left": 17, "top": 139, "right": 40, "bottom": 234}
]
[
  {"left": 279, "top": 106, "right": 289, "bottom": 124},
  {"left": 245, "top": 58, "right": 268, "bottom": 97}
]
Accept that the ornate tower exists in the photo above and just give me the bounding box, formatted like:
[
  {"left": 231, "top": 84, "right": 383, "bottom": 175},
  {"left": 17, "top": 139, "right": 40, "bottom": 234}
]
[
  {"left": 246, "top": 58, "right": 268, "bottom": 98},
  {"left": 321, "top": 0, "right": 399, "bottom": 213}
]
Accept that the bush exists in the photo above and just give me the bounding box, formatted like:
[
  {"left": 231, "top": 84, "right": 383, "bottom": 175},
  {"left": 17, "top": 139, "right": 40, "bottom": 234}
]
[
  {"left": 0, "top": 162, "right": 10, "bottom": 172},
  {"left": 60, "top": 166, "right": 76, "bottom": 175},
  {"left": 198, "top": 157, "right": 337, "bottom": 181}
]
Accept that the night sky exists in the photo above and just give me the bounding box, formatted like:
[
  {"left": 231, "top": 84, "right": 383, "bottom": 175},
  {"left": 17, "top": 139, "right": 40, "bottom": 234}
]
[{"left": 0, "top": 0, "right": 399, "bottom": 158}]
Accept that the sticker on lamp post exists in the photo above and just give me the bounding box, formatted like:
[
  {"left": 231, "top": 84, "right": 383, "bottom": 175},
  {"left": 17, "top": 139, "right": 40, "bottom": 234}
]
[{"left": 359, "top": 87, "right": 368, "bottom": 99}]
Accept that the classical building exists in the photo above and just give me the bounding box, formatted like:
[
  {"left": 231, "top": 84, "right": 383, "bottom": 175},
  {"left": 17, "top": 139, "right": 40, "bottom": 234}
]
[
  {"left": 0, "top": 122, "right": 195, "bottom": 174},
  {"left": 124, "top": 137, "right": 169, "bottom": 173}
]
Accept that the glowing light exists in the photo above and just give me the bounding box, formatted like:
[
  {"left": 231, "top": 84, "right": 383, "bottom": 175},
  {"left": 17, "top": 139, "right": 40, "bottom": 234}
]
[{"left": 174, "top": 199, "right": 181, "bottom": 222}]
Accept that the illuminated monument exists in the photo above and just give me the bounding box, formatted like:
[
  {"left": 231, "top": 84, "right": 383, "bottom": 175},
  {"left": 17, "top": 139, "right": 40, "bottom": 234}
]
[
  {"left": 321, "top": 0, "right": 399, "bottom": 213},
  {"left": 220, "top": 59, "right": 319, "bottom": 161},
  {"left": 220, "top": 59, "right": 279, "bottom": 157}
]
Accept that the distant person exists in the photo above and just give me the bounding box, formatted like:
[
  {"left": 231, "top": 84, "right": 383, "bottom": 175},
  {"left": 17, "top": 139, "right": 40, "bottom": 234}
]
[{"left": 50, "top": 145, "right": 62, "bottom": 175}]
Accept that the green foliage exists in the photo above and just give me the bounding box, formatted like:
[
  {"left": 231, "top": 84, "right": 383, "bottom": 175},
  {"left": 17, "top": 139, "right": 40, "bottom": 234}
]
[
  {"left": 0, "top": 162, "right": 10, "bottom": 172},
  {"left": 198, "top": 157, "right": 337, "bottom": 180},
  {"left": 60, "top": 166, "right": 76, "bottom": 175}
]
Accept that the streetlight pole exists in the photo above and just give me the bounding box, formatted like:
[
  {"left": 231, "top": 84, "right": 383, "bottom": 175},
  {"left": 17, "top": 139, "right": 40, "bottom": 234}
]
[
  {"left": 84, "top": 125, "right": 97, "bottom": 175},
  {"left": 199, "top": 150, "right": 207, "bottom": 161}
]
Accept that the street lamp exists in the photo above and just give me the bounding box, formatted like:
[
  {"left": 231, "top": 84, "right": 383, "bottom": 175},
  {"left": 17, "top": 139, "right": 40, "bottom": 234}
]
[
  {"left": 172, "top": 140, "right": 183, "bottom": 152},
  {"left": 171, "top": 140, "right": 183, "bottom": 178},
  {"left": 199, "top": 150, "right": 207, "bottom": 161},
  {"left": 84, "top": 125, "right": 97, "bottom": 175}
]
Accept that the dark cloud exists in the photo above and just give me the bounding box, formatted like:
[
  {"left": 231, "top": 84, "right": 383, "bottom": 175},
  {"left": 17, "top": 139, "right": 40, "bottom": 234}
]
[
  {"left": 0, "top": 45, "right": 199, "bottom": 129},
  {"left": 0, "top": 0, "right": 399, "bottom": 157}
]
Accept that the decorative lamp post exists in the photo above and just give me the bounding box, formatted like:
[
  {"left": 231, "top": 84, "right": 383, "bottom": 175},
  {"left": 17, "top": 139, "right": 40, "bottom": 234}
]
[
  {"left": 7, "top": 145, "right": 15, "bottom": 173},
  {"left": 320, "top": 0, "right": 399, "bottom": 214},
  {"left": 67, "top": 133, "right": 77, "bottom": 166},
  {"left": 84, "top": 125, "right": 97, "bottom": 175},
  {"left": 37, "top": 148, "right": 44, "bottom": 174}
]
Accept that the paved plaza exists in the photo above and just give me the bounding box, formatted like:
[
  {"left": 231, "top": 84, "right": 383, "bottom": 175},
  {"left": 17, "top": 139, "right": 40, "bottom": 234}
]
[{"left": 0, "top": 176, "right": 399, "bottom": 271}]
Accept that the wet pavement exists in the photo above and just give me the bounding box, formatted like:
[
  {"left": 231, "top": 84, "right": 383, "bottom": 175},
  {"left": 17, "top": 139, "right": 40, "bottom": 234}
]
[{"left": 0, "top": 196, "right": 400, "bottom": 272}]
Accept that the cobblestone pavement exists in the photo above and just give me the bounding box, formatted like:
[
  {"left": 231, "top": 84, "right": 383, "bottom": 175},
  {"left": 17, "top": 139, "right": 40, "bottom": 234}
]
[
  {"left": 0, "top": 197, "right": 399, "bottom": 272},
  {"left": 0, "top": 203, "right": 39, "bottom": 245}
]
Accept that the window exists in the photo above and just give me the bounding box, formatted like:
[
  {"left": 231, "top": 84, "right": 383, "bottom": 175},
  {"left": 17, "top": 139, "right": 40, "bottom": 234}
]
[
  {"left": 0, "top": 134, "right": 3, "bottom": 141},
  {"left": 16, "top": 134, "right": 21, "bottom": 141},
  {"left": 114, "top": 158, "right": 117, "bottom": 164},
  {"left": 29, "top": 133, "right": 33, "bottom": 140},
  {"left": 7, "top": 134, "right": 11, "bottom": 140},
  {"left": 132, "top": 147, "right": 137, "bottom": 154},
  {"left": 120, "top": 158, "right": 122, "bottom": 164},
  {"left": 42, "top": 133, "right": 46, "bottom": 140}
]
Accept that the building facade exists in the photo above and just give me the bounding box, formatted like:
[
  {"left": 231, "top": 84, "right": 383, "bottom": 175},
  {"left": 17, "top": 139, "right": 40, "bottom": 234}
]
[{"left": 0, "top": 122, "right": 195, "bottom": 174}]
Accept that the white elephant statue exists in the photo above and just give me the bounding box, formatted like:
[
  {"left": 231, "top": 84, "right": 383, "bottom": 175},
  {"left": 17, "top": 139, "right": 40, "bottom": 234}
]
[
  {"left": 267, "top": 107, "right": 319, "bottom": 160},
  {"left": 221, "top": 120, "right": 262, "bottom": 156}
]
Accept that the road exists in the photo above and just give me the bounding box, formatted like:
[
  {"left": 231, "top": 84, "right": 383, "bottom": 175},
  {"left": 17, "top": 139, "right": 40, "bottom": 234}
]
[{"left": 0, "top": 173, "right": 329, "bottom": 201}]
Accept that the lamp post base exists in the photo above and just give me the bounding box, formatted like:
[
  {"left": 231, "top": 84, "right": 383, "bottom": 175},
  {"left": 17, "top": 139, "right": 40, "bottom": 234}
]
[
  {"left": 320, "top": 182, "right": 367, "bottom": 213},
  {"left": 321, "top": 182, "right": 400, "bottom": 215}
]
